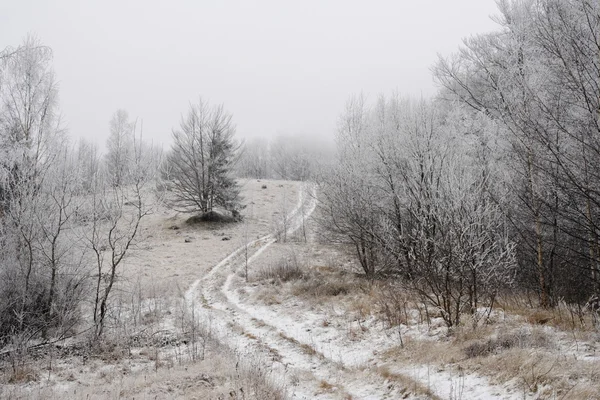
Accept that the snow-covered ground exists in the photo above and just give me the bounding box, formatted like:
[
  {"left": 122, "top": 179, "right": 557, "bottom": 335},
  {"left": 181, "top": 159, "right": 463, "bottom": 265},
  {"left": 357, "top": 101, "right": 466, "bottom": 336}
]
[
  {"left": 182, "top": 181, "right": 530, "bottom": 399},
  {"left": 3, "top": 179, "right": 599, "bottom": 399}
]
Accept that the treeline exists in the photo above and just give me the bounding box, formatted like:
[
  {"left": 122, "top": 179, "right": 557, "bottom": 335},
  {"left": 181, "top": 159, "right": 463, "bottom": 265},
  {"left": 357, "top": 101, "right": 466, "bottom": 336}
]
[
  {"left": 319, "top": 0, "right": 599, "bottom": 325},
  {"left": 0, "top": 34, "right": 246, "bottom": 348},
  {"left": 0, "top": 36, "right": 162, "bottom": 345},
  {"left": 236, "top": 134, "right": 333, "bottom": 181}
]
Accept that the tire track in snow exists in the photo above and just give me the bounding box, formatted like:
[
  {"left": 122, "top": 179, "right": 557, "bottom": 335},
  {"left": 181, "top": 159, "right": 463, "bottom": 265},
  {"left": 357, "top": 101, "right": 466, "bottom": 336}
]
[
  {"left": 194, "top": 182, "right": 517, "bottom": 400},
  {"left": 184, "top": 183, "right": 401, "bottom": 399},
  {"left": 219, "top": 187, "right": 519, "bottom": 400}
]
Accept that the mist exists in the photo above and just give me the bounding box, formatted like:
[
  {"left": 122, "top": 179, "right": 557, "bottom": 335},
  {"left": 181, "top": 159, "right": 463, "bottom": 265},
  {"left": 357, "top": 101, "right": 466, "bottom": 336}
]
[{"left": 0, "top": 0, "right": 499, "bottom": 148}]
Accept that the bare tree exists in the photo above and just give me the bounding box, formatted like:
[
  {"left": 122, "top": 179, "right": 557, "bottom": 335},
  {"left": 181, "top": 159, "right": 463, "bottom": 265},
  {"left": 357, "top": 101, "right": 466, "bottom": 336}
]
[
  {"left": 35, "top": 146, "right": 86, "bottom": 338},
  {"left": 164, "top": 98, "right": 242, "bottom": 216},
  {"left": 76, "top": 138, "right": 101, "bottom": 192},
  {"left": 236, "top": 137, "right": 270, "bottom": 179},
  {"left": 86, "top": 122, "right": 158, "bottom": 338},
  {"left": 0, "top": 36, "right": 74, "bottom": 344},
  {"left": 433, "top": 0, "right": 600, "bottom": 305},
  {"left": 318, "top": 93, "right": 384, "bottom": 277},
  {"left": 106, "top": 109, "right": 134, "bottom": 187}
]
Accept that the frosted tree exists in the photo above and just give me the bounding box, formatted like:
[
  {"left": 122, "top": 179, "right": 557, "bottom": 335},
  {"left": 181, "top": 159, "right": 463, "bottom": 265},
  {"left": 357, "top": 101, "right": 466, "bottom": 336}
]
[
  {"left": 86, "top": 123, "right": 158, "bottom": 338},
  {"left": 34, "top": 145, "right": 87, "bottom": 339},
  {"left": 0, "top": 35, "right": 60, "bottom": 216},
  {"left": 106, "top": 109, "right": 134, "bottom": 187},
  {"left": 236, "top": 137, "right": 270, "bottom": 179},
  {"left": 75, "top": 138, "right": 101, "bottom": 192},
  {"left": 0, "top": 36, "right": 72, "bottom": 342},
  {"left": 320, "top": 94, "right": 517, "bottom": 326},
  {"left": 434, "top": 0, "right": 600, "bottom": 305},
  {"left": 318, "top": 93, "right": 390, "bottom": 277},
  {"left": 164, "top": 99, "right": 242, "bottom": 217}
]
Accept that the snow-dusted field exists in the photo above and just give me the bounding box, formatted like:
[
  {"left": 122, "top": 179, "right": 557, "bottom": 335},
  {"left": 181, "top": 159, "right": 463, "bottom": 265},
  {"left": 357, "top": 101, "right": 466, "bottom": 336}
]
[{"left": 2, "top": 179, "right": 599, "bottom": 400}]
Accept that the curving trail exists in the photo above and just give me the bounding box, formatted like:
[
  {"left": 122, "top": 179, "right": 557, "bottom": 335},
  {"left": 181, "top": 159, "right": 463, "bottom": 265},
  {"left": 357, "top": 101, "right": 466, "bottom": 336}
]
[
  {"left": 182, "top": 182, "right": 516, "bottom": 400},
  {"left": 184, "top": 183, "right": 401, "bottom": 399}
]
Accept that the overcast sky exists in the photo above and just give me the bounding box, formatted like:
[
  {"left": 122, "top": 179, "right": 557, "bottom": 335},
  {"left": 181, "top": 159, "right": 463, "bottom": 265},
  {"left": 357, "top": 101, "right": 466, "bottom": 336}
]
[{"left": 0, "top": 0, "right": 500, "bottom": 148}]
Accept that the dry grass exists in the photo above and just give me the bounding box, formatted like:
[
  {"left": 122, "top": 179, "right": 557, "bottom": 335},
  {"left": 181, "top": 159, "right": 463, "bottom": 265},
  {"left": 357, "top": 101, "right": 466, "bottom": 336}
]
[
  {"left": 289, "top": 269, "right": 363, "bottom": 299},
  {"left": 244, "top": 331, "right": 258, "bottom": 340},
  {"left": 0, "top": 287, "right": 286, "bottom": 400},
  {"left": 254, "top": 285, "right": 283, "bottom": 306},
  {"left": 314, "top": 379, "right": 354, "bottom": 399},
  {"left": 475, "top": 349, "right": 600, "bottom": 398},
  {"left": 372, "top": 281, "right": 414, "bottom": 328},
  {"left": 269, "top": 254, "right": 599, "bottom": 399},
  {"left": 384, "top": 336, "right": 460, "bottom": 366},
  {"left": 5, "top": 365, "right": 39, "bottom": 384},
  {"left": 377, "top": 366, "right": 443, "bottom": 400},
  {"left": 497, "top": 294, "right": 600, "bottom": 333},
  {"left": 0, "top": 339, "right": 286, "bottom": 400},
  {"left": 318, "top": 379, "right": 335, "bottom": 392},
  {"left": 381, "top": 316, "right": 600, "bottom": 399},
  {"left": 461, "top": 328, "right": 551, "bottom": 359},
  {"left": 278, "top": 332, "right": 320, "bottom": 358},
  {"left": 258, "top": 255, "right": 305, "bottom": 283},
  {"left": 251, "top": 317, "right": 267, "bottom": 328}
]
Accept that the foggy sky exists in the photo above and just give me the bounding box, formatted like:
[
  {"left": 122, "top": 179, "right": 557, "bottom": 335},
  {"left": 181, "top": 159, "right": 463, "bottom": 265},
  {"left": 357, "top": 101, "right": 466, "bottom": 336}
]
[{"left": 0, "top": 0, "right": 500, "bottom": 149}]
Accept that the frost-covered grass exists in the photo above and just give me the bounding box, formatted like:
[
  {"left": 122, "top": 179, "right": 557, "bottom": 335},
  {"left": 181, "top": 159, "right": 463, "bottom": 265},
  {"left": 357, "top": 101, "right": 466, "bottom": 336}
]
[
  {"left": 5, "top": 179, "right": 599, "bottom": 400},
  {"left": 241, "top": 235, "right": 600, "bottom": 399}
]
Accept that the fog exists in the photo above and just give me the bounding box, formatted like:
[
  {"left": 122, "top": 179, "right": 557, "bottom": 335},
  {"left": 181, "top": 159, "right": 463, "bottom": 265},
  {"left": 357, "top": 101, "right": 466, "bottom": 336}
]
[{"left": 0, "top": 0, "right": 499, "bottom": 148}]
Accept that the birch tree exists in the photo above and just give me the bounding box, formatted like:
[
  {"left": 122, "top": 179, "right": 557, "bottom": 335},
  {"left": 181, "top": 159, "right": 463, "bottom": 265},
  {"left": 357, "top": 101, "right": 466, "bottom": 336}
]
[
  {"left": 434, "top": 0, "right": 600, "bottom": 305},
  {"left": 0, "top": 36, "right": 73, "bottom": 342},
  {"left": 164, "top": 99, "right": 242, "bottom": 216},
  {"left": 86, "top": 123, "right": 158, "bottom": 338},
  {"left": 106, "top": 109, "right": 133, "bottom": 187}
]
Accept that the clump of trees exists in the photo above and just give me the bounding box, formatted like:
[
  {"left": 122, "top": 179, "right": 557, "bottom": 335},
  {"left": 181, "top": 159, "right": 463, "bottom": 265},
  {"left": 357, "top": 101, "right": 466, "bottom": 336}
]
[
  {"left": 106, "top": 109, "right": 134, "bottom": 187},
  {"left": 434, "top": 0, "right": 600, "bottom": 306},
  {"left": 320, "top": 95, "right": 517, "bottom": 327},
  {"left": 0, "top": 36, "right": 77, "bottom": 343},
  {"left": 236, "top": 134, "right": 333, "bottom": 181},
  {"left": 0, "top": 37, "right": 160, "bottom": 349},
  {"left": 319, "top": 0, "right": 600, "bottom": 327},
  {"left": 0, "top": 37, "right": 244, "bottom": 351}
]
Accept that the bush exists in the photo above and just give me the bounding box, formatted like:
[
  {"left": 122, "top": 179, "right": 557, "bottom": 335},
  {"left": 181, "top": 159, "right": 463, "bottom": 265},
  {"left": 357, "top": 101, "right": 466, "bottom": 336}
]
[
  {"left": 463, "top": 328, "right": 550, "bottom": 359},
  {"left": 186, "top": 210, "right": 236, "bottom": 224}
]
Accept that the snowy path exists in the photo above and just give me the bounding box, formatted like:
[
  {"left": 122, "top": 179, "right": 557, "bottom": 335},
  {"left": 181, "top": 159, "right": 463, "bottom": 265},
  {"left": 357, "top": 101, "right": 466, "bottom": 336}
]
[
  {"left": 183, "top": 183, "right": 398, "bottom": 399},
  {"left": 184, "top": 182, "right": 517, "bottom": 400}
]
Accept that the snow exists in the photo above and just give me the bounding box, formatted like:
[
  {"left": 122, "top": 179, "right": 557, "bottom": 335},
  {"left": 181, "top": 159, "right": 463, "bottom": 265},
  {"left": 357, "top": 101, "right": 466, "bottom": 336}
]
[
  {"left": 395, "top": 365, "right": 521, "bottom": 400},
  {"left": 8, "top": 179, "right": 592, "bottom": 399},
  {"left": 183, "top": 181, "right": 523, "bottom": 399}
]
